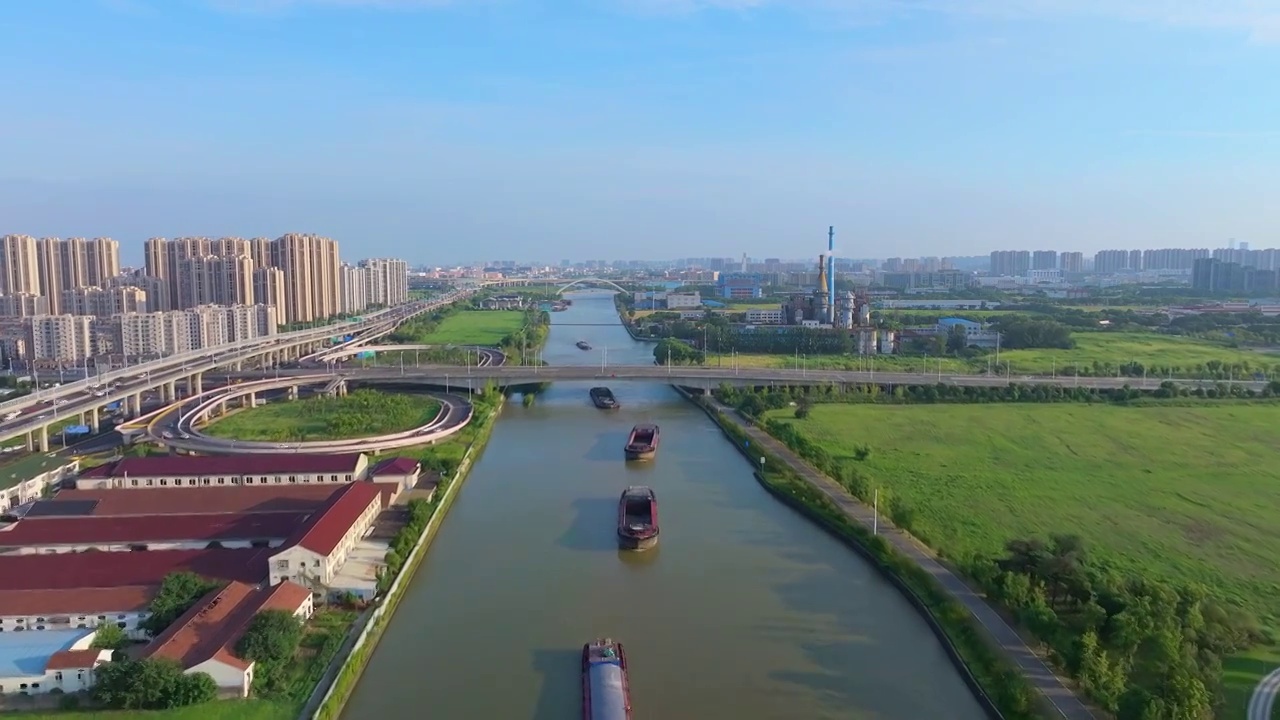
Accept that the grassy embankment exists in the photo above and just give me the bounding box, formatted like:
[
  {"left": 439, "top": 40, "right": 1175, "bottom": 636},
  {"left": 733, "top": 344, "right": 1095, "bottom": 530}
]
[
  {"left": 695, "top": 398, "right": 1040, "bottom": 718},
  {"left": 730, "top": 331, "right": 1273, "bottom": 376},
  {"left": 203, "top": 390, "right": 441, "bottom": 443},
  {"left": 762, "top": 402, "right": 1280, "bottom": 719}
]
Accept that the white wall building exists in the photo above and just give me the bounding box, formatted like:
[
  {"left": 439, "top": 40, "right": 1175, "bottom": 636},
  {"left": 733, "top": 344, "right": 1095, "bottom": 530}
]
[
  {"left": 268, "top": 483, "right": 384, "bottom": 595},
  {"left": 0, "top": 629, "right": 111, "bottom": 696},
  {"left": 0, "top": 460, "right": 78, "bottom": 512}
]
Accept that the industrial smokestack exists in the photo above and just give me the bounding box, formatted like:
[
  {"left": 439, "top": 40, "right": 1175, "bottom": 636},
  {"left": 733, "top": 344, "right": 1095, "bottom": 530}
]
[{"left": 827, "top": 226, "right": 836, "bottom": 324}]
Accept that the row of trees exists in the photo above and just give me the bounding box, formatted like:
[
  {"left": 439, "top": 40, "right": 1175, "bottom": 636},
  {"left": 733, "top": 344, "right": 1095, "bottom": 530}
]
[
  {"left": 380, "top": 498, "right": 436, "bottom": 594},
  {"left": 497, "top": 307, "right": 551, "bottom": 365},
  {"left": 721, "top": 386, "right": 1269, "bottom": 718},
  {"left": 974, "top": 536, "right": 1259, "bottom": 718},
  {"left": 721, "top": 380, "right": 1280, "bottom": 416}
]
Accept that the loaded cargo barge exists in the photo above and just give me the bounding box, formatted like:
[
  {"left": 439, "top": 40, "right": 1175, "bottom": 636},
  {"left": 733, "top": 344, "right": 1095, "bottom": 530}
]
[
  {"left": 624, "top": 423, "right": 659, "bottom": 461},
  {"left": 576, "top": 340, "right": 592, "bottom": 351},
  {"left": 617, "top": 486, "right": 659, "bottom": 551},
  {"left": 590, "top": 386, "right": 620, "bottom": 410},
  {"left": 582, "top": 638, "right": 632, "bottom": 720}
]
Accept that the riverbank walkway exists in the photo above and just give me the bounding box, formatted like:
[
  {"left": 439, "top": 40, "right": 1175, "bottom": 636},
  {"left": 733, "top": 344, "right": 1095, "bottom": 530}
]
[{"left": 706, "top": 398, "right": 1096, "bottom": 720}]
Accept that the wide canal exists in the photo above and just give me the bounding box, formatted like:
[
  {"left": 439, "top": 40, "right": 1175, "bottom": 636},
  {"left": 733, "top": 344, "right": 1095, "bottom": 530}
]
[{"left": 342, "top": 292, "right": 987, "bottom": 719}]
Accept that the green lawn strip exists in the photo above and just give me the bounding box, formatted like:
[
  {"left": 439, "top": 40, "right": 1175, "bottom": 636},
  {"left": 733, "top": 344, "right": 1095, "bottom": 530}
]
[
  {"left": 762, "top": 402, "right": 1280, "bottom": 717},
  {"left": 203, "top": 390, "right": 441, "bottom": 443},
  {"left": 401, "top": 310, "right": 525, "bottom": 346}
]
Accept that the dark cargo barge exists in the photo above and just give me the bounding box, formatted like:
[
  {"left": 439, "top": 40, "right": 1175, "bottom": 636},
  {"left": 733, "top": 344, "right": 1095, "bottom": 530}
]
[
  {"left": 576, "top": 340, "right": 592, "bottom": 351},
  {"left": 617, "top": 486, "right": 659, "bottom": 551},
  {"left": 590, "top": 386, "right": 620, "bottom": 410},
  {"left": 582, "top": 638, "right": 632, "bottom": 720},
  {"left": 623, "top": 423, "right": 659, "bottom": 461}
]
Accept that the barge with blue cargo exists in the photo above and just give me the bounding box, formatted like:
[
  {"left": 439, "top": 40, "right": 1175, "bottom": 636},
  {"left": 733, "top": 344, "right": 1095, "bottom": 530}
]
[{"left": 582, "top": 637, "right": 632, "bottom": 720}]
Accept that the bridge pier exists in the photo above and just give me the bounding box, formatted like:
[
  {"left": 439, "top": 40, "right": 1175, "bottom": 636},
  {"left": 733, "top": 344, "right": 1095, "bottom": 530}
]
[
  {"left": 128, "top": 393, "right": 142, "bottom": 418},
  {"left": 187, "top": 372, "right": 203, "bottom": 397},
  {"left": 288, "top": 385, "right": 299, "bottom": 401},
  {"left": 242, "top": 392, "right": 256, "bottom": 409},
  {"left": 89, "top": 406, "right": 100, "bottom": 433},
  {"left": 36, "top": 425, "right": 48, "bottom": 453}
]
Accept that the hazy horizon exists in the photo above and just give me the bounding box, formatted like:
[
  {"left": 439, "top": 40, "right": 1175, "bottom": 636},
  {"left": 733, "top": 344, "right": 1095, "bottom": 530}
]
[{"left": 2, "top": 0, "right": 1277, "bottom": 263}]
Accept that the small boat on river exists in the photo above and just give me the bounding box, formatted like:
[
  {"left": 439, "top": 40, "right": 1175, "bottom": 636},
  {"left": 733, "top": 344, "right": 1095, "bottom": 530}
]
[
  {"left": 623, "top": 423, "right": 659, "bottom": 461},
  {"left": 576, "top": 340, "right": 592, "bottom": 351},
  {"left": 617, "top": 486, "right": 659, "bottom": 551},
  {"left": 582, "top": 637, "right": 632, "bottom": 720},
  {"left": 590, "top": 386, "right": 620, "bottom": 410}
]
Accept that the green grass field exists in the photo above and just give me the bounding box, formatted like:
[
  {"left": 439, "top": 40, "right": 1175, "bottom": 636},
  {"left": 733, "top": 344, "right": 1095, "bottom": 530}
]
[
  {"left": 762, "top": 402, "right": 1280, "bottom": 719},
  {"left": 204, "top": 392, "right": 440, "bottom": 442},
  {"left": 762, "top": 403, "right": 1280, "bottom": 618},
  {"left": 731, "top": 331, "right": 1278, "bottom": 377},
  {"left": 411, "top": 310, "right": 524, "bottom": 345}
]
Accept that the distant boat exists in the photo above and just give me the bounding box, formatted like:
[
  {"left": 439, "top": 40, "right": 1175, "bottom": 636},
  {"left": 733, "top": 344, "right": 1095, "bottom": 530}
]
[
  {"left": 583, "top": 637, "right": 632, "bottom": 720},
  {"left": 623, "top": 424, "right": 659, "bottom": 461},
  {"left": 589, "top": 387, "right": 620, "bottom": 410},
  {"left": 577, "top": 340, "right": 592, "bottom": 351},
  {"left": 617, "top": 486, "right": 659, "bottom": 551}
]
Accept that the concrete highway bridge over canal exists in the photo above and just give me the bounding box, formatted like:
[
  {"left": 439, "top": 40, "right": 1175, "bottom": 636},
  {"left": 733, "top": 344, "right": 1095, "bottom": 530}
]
[{"left": 220, "top": 364, "right": 1267, "bottom": 393}]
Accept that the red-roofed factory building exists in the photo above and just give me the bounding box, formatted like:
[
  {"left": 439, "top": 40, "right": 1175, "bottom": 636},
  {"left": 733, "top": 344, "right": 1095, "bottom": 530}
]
[
  {"left": 267, "top": 483, "right": 384, "bottom": 595},
  {"left": 141, "top": 580, "right": 313, "bottom": 697},
  {"left": 74, "top": 454, "right": 372, "bottom": 490}
]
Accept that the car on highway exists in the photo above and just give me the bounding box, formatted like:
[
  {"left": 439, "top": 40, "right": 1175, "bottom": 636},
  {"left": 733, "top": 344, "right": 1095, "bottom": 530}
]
[
  {"left": 162, "top": 431, "right": 173, "bottom": 439},
  {"left": 178, "top": 432, "right": 190, "bottom": 439},
  {"left": 276, "top": 443, "right": 289, "bottom": 449}
]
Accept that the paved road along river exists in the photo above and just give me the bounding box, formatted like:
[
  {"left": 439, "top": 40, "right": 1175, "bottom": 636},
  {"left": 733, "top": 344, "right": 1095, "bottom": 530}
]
[{"left": 341, "top": 292, "right": 988, "bottom": 719}]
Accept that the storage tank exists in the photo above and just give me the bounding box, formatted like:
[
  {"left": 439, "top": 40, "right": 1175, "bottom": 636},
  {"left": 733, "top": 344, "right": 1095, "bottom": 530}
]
[
  {"left": 859, "top": 304, "right": 872, "bottom": 326},
  {"left": 858, "top": 329, "right": 877, "bottom": 355},
  {"left": 878, "top": 330, "right": 896, "bottom": 355}
]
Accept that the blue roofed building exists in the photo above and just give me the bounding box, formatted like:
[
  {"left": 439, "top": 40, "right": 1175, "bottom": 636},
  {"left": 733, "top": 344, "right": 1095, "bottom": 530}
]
[{"left": 0, "top": 628, "right": 111, "bottom": 695}]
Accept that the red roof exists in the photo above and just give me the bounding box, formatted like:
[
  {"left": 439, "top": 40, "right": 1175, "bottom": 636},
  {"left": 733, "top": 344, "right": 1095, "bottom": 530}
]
[
  {"left": 46, "top": 649, "right": 108, "bottom": 671},
  {"left": 78, "top": 454, "right": 365, "bottom": 480},
  {"left": 48, "top": 486, "right": 343, "bottom": 517},
  {"left": 0, "top": 586, "right": 157, "bottom": 616},
  {"left": 0, "top": 513, "right": 306, "bottom": 548},
  {"left": 143, "top": 580, "right": 310, "bottom": 672},
  {"left": 286, "top": 482, "right": 383, "bottom": 556},
  {"left": 0, "top": 548, "right": 271, "bottom": 590},
  {"left": 371, "top": 457, "right": 420, "bottom": 476}
]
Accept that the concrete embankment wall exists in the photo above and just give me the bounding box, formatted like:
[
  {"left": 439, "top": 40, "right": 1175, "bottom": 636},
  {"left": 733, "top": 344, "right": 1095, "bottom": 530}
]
[
  {"left": 673, "top": 386, "right": 1008, "bottom": 720},
  {"left": 303, "top": 395, "right": 507, "bottom": 720}
]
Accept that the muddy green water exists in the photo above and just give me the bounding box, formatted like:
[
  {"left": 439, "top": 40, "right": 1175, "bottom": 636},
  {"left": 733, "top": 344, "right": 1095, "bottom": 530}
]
[{"left": 341, "top": 292, "right": 987, "bottom": 719}]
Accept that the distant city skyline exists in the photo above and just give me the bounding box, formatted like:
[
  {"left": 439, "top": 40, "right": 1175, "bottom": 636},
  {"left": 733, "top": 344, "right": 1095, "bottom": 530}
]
[{"left": 1, "top": 1, "right": 1277, "bottom": 259}]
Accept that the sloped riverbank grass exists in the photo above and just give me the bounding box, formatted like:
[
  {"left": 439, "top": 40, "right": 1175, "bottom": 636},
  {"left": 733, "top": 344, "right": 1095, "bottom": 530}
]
[
  {"left": 203, "top": 390, "right": 441, "bottom": 442},
  {"left": 738, "top": 392, "right": 1275, "bottom": 719},
  {"left": 692, "top": 399, "right": 1040, "bottom": 719}
]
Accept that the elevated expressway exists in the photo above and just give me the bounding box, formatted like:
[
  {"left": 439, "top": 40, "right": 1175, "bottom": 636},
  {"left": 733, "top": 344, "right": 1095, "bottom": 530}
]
[
  {"left": 220, "top": 364, "right": 1270, "bottom": 393},
  {"left": 0, "top": 290, "right": 474, "bottom": 452},
  {"left": 308, "top": 344, "right": 506, "bottom": 368},
  {"left": 136, "top": 375, "right": 473, "bottom": 455}
]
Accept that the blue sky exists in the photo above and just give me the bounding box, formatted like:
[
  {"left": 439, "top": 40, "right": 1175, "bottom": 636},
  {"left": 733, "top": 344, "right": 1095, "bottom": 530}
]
[{"left": 1, "top": 0, "right": 1277, "bottom": 264}]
